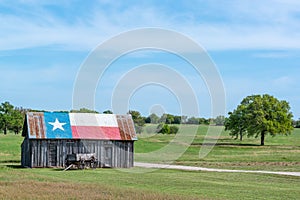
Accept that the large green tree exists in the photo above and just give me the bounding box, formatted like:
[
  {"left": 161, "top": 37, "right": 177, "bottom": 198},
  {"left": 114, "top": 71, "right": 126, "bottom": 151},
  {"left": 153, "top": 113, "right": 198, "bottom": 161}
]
[{"left": 226, "top": 94, "right": 293, "bottom": 145}]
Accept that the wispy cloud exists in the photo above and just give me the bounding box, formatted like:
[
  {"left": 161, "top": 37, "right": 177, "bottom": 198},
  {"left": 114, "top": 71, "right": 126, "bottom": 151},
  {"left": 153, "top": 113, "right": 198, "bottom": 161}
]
[
  {"left": 272, "top": 76, "right": 295, "bottom": 87},
  {"left": 252, "top": 52, "right": 294, "bottom": 58},
  {"left": 1, "top": 0, "right": 300, "bottom": 117},
  {"left": 0, "top": 1, "right": 299, "bottom": 51}
]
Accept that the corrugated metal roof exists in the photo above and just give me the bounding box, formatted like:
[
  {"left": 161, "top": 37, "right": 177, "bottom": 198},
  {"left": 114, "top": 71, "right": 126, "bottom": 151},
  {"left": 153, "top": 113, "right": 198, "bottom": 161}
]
[{"left": 22, "top": 112, "right": 137, "bottom": 141}]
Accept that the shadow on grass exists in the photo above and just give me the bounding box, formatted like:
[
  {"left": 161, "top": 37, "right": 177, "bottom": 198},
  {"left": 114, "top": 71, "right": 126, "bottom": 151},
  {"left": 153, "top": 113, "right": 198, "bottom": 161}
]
[
  {"left": 0, "top": 160, "right": 24, "bottom": 169},
  {"left": 0, "top": 160, "right": 20, "bottom": 164},
  {"left": 192, "top": 143, "right": 261, "bottom": 147},
  {"left": 51, "top": 168, "right": 99, "bottom": 172},
  {"left": 50, "top": 168, "right": 66, "bottom": 171},
  {"left": 5, "top": 164, "right": 23, "bottom": 169}
]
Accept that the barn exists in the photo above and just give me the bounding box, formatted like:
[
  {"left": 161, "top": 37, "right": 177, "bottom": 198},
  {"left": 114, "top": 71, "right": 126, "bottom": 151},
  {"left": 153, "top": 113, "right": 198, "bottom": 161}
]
[{"left": 21, "top": 112, "right": 137, "bottom": 168}]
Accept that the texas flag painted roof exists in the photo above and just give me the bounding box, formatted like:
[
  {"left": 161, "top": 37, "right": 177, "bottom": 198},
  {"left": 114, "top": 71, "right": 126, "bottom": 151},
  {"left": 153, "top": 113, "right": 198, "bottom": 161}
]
[{"left": 22, "top": 112, "right": 137, "bottom": 141}]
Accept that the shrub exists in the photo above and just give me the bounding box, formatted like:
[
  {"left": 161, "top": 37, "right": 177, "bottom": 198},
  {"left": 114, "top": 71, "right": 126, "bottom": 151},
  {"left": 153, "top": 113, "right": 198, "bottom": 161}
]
[
  {"left": 156, "top": 124, "right": 179, "bottom": 134},
  {"left": 157, "top": 124, "right": 170, "bottom": 134},
  {"left": 160, "top": 124, "right": 170, "bottom": 134},
  {"left": 169, "top": 125, "right": 179, "bottom": 134}
]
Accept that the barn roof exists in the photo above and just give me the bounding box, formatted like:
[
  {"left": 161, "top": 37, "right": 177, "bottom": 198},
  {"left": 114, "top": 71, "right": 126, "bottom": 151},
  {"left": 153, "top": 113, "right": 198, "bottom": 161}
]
[{"left": 22, "top": 112, "right": 137, "bottom": 141}]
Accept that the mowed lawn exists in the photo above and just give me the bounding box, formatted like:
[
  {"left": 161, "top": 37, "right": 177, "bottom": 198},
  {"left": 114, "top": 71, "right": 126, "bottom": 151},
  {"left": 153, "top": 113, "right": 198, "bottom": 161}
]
[
  {"left": 136, "top": 125, "right": 300, "bottom": 171},
  {"left": 0, "top": 127, "right": 300, "bottom": 199}
]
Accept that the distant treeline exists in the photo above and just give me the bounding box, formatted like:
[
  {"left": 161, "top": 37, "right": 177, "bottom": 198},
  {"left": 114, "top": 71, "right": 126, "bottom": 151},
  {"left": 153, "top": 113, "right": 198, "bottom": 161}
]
[
  {"left": 127, "top": 110, "right": 226, "bottom": 134},
  {"left": 1, "top": 101, "right": 299, "bottom": 135}
]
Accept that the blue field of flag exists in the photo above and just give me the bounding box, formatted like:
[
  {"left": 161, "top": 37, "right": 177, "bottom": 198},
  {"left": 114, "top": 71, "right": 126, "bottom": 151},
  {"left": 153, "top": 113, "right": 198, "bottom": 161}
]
[{"left": 44, "top": 112, "right": 73, "bottom": 139}]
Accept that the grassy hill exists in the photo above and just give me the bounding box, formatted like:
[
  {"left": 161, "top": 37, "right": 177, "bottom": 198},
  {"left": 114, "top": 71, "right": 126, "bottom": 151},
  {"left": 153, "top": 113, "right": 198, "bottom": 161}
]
[{"left": 0, "top": 127, "right": 300, "bottom": 199}]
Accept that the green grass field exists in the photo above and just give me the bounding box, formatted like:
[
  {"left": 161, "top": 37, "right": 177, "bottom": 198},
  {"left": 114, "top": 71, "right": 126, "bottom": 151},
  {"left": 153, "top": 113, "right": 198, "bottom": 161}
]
[
  {"left": 0, "top": 126, "right": 300, "bottom": 199},
  {"left": 137, "top": 125, "right": 300, "bottom": 171}
]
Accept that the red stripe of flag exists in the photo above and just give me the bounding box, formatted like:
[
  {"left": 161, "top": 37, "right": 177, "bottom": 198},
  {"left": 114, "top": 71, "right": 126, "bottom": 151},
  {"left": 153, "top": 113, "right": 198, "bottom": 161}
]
[{"left": 71, "top": 126, "right": 121, "bottom": 140}]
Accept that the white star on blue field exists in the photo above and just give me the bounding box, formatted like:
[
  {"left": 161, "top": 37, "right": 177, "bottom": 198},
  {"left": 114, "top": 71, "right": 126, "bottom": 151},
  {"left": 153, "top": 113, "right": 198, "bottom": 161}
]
[
  {"left": 48, "top": 118, "right": 66, "bottom": 131},
  {"left": 44, "top": 112, "right": 72, "bottom": 138},
  {"left": 0, "top": 1, "right": 299, "bottom": 119}
]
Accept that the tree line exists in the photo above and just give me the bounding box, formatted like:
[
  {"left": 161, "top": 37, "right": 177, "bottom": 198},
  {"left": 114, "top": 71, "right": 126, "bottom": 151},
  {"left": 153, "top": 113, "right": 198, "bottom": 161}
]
[
  {"left": 130, "top": 111, "right": 225, "bottom": 125},
  {"left": 1, "top": 94, "right": 298, "bottom": 147},
  {"left": 128, "top": 110, "right": 226, "bottom": 134},
  {"left": 0, "top": 101, "right": 225, "bottom": 135},
  {"left": 128, "top": 94, "right": 296, "bottom": 146}
]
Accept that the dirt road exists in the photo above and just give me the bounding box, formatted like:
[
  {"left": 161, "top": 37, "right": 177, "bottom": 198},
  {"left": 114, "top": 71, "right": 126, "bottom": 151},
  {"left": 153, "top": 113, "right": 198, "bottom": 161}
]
[{"left": 134, "top": 162, "right": 300, "bottom": 177}]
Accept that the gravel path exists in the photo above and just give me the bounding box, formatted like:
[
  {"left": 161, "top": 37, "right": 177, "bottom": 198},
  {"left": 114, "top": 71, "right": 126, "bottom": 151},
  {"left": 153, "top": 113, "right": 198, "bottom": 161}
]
[{"left": 134, "top": 162, "right": 300, "bottom": 177}]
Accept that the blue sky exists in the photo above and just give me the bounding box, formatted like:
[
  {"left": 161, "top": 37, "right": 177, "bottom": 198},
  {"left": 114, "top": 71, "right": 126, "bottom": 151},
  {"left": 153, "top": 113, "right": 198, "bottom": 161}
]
[{"left": 0, "top": 1, "right": 299, "bottom": 119}]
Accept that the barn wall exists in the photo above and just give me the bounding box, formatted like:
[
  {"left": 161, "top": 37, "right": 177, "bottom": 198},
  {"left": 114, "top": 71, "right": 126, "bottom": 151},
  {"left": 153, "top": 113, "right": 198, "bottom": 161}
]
[
  {"left": 23, "top": 139, "right": 134, "bottom": 168},
  {"left": 21, "top": 138, "right": 31, "bottom": 167}
]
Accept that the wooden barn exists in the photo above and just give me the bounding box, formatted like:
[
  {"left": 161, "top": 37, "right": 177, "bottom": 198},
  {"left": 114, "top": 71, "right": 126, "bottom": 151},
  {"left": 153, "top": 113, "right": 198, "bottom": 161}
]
[{"left": 21, "top": 112, "right": 137, "bottom": 168}]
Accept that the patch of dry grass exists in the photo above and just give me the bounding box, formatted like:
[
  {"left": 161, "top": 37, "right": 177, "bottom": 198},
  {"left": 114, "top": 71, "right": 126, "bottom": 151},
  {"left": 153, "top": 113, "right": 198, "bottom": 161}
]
[{"left": 0, "top": 180, "right": 199, "bottom": 200}]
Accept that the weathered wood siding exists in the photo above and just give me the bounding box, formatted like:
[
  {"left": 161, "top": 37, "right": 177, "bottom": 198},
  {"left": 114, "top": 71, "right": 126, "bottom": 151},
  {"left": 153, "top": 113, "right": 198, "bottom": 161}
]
[{"left": 21, "top": 139, "right": 134, "bottom": 168}]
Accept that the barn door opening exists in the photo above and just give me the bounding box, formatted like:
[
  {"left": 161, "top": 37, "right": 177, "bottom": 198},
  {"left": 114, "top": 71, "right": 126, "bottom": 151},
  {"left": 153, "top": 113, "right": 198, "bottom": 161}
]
[
  {"left": 48, "top": 142, "right": 57, "bottom": 167},
  {"left": 104, "top": 146, "right": 112, "bottom": 167}
]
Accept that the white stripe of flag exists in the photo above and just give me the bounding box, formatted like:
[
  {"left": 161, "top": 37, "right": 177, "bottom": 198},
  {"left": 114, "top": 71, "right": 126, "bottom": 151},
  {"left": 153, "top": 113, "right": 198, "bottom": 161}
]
[{"left": 69, "top": 113, "right": 118, "bottom": 127}]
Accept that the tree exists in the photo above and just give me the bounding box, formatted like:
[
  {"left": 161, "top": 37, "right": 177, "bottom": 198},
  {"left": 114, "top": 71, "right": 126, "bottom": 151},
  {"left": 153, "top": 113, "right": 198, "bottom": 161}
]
[
  {"left": 158, "top": 114, "right": 167, "bottom": 123},
  {"left": 0, "top": 103, "right": 27, "bottom": 135},
  {"left": 225, "top": 105, "right": 248, "bottom": 141},
  {"left": 226, "top": 94, "right": 293, "bottom": 145},
  {"left": 181, "top": 115, "right": 188, "bottom": 124},
  {"left": 0, "top": 102, "right": 14, "bottom": 135},
  {"left": 163, "top": 114, "right": 174, "bottom": 124},
  {"left": 9, "top": 108, "right": 25, "bottom": 134},
  {"left": 297, "top": 121, "right": 300, "bottom": 128},
  {"left": 173, "top": 116, "right": 182, "bottom": 124},
  {"left": 187, "top": 117, "right": 199, "bottom": 124},
  {"left": 293, "top": 119, "right": 300, "bottom": 128},
  {"left": 128, "top": 110, "right": 145, "bottom": 134},
  {"left": 145, "top": 113, "right": 160, "bottom": 124},
  {"left": 103, "top": 110, "right": 113, "bottom": 114},
  {"left": 158, "top": 113, "right": 176, "bottom": 124},
  {"left": 199, "top": 117, "right": 210, "bottom": 125},
  {"left": 215, "top": 115, "right": 225, "bottom": 126}
]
